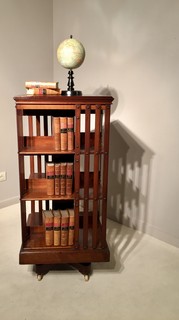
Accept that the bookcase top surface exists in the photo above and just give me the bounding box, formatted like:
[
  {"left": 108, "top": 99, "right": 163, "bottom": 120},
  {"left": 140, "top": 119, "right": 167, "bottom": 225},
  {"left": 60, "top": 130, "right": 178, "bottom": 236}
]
[{"left": 13, "top": 95, "right": 114, "bottom": 106}]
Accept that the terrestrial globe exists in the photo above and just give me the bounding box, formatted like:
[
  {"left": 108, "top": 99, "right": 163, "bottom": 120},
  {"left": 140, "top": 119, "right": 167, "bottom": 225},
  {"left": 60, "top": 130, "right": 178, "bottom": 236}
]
[{"left": 57, "top": 36, "right": 85, "bottom": 96}]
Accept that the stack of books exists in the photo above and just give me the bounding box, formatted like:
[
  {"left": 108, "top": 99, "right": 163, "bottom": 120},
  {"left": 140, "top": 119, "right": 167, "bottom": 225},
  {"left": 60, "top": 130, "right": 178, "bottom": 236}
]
[
  {"left": 46, "top": 162, "right": 73, "bottom": 196},
  {"left": 25, "top": 81, "right": 61, "bottom": 95},
  {"left": 43, "top": 208, "right": 75, "bottom": 246},
  {"left": 53, "top": 116, "right": 74, "bottom": 151}
]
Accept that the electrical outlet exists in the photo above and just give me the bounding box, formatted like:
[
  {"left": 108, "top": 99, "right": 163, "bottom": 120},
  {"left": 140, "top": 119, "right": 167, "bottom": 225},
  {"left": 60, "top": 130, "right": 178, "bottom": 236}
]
[{"left": 0, "top": 171, "right": 7, "bottom": 182}]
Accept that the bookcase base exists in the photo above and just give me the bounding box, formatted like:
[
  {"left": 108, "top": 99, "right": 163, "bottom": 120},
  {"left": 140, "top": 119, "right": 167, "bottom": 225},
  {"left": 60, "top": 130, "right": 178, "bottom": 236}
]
[{"left": 19, "top": 245, "right": 110, "bottom": 265}]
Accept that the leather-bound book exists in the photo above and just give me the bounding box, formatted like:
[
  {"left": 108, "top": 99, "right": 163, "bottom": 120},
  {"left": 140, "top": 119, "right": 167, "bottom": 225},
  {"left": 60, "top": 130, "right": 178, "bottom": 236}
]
[
  {"left": 67, "top": 117, "right": 74, "bottom": 151},
  {"left": 53, "top": 117, "right": 61, "bottom": 151},
  {"left": 46, "top": 162, "right": 55, "bottom": 196},
  {"left": 66, "top": 163, "right": 73, "bottom": 196},
  {"left": 43, "top": 210, "right": 53, "bottom": 246},
  {"left": 60, "top": 117, "right": 67, "bottom": 151},
  {"left": 68, "top": 208, "right": 75, "bottom": 246},
  {"left": 53, "top": 209, "right": 61, "bottom": 246},
  {"left": 54, "top": 163, "right": 60, "bottom": 196},
  {"left": 60, "top": 209, "right": 69, "bottom": 246},
  {"left": 60, "top": 163, "right": 67, "bottom": 196}
]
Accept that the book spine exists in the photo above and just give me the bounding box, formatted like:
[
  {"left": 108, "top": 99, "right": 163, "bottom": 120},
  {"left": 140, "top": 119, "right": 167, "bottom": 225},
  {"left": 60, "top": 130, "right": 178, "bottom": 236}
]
[
  {"left": 25, "top": 81, "right": 59, "bottom": 89},
  {"left": 61, "top": 210, "right": 69, "bottom": 246},
  {"left": 60, "top": 163, "right": 67, "bottom": 196},
  {"left": 68, "top": 209, "right": 75, "bottom": 246},
  {"left": 26, "top": 88, "right": 46, "bottom": 95},
  {"left": 53, "top": 210, "right": 61, "bottom": 246},
  {"left": 60, "top": 117, "right": 67, "bottom": 151},
  {"left": 67, "top": 117, "right": 74, "bottom": 151},
  {"left": 43, "top": 210, "right": 53, "bottom": 246},
  {"left": 66, "top": 163, "right": 73, "bottom": 196},
  {"left": 45, "top": 88, "right": 61, "bottom": 95},
  {"left": 53, "top": 117, "right": 61, "bottom": 150},
  {"left": 26, "top": 88, "right": 61, "bottom": 95},
  {"left": 46, "top": 162, "right": 55, "bottom": 196},
  {"left": 54, "top": 163, "right": 60, "bottom": 196}
]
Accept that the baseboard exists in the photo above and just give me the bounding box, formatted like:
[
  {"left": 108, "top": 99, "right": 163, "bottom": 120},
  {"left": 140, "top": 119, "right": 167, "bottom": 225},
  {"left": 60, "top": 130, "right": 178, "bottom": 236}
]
[
  {"left": 144, "top": 223, "right": 179, "bottom": 248},
  {"left": 136, "top": 219, "right": 179, "bottom": 248},
  {"left": 0, "top": 196, "right": 19, "bottom": 209},
  {"left": 109, "top": 217, "right": 179, "bottom": 248}
]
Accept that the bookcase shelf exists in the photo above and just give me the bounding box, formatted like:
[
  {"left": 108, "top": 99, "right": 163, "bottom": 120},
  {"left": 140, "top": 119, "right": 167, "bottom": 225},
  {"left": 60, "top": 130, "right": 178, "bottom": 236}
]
[
  {"left": 19, "top": 149, "right": 75, "bottom": 155},
  {"left": 21, "top": 192, "right": 75, "bottom": 201},
  {"left": 14, "top": 95, "right": 113, "bottom": 280}
]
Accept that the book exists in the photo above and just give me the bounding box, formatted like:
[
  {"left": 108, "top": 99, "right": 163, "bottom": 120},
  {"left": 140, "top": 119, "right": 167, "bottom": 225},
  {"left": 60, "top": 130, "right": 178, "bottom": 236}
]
[
  {"left": 67, "top": 117, "right": 74, "bottom": 151},
  {"left": 66, "top": 163, "right": 73, "bottom": 196},
  {"left": 46, "top": 161, "right": 74, "bottom": 196},
  {"left": 53, "top": 209, "right": 61, "bottom": 246},
  {"left": 68, "top": 208, "right": 75, "bottom": 246},
  {"left": 60, "top": 163, "right": 67, "bottom": 196},
  {"left": 60, "top": 117, "right": 67, "bottom": 151},
  {"left": 46, "top": 162, "right": 55, "bottom": 196},
  {"left": 25, "top": 81, "right": 59, "bottom": 89},
  {"left": 43, "top": 210, "right": 53, "bottom": 246},
  {"left": 53, "top": 117, "right": 61, "bottom": 150},
  {"left": 60, "top": 209, "right": 69, "bottom": 246},
  {"left": 26, "top": 88, "right": 61, "bottom": 95},
  {"left": 54, "top": 163, "right": 60, "bottom": 195}
]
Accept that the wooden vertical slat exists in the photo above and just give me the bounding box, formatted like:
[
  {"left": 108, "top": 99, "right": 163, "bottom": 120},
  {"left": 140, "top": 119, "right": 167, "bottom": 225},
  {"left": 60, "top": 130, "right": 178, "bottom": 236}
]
[
  {"left": 20, "top": 201, "right": 29, "bottom": 245},
  {"left": 28, "top": 116, "right": 35, "bottom": 213},
  {"left": 17, "top": 111, "right": 26, "bottom": 239},
  {"left": 43, "top": 115, "right": 49, "bottom": 210},
  {"left": 92, "top": 105, "right": 101, "bottom": 248},
  {"left": 16, "top": 109, "right": 24, "bottom": 151},
  {"left": 36, "top": 115, "right": 41, "bottom": 172},
  {"left": 16, "top": 110, "right": 28, "bottom": 244},
  {"left": 36, "top": 115, "right": 42, "bottom": 221},
  {"left": 101, "top": 106, "right": 110, "bottom": 248},
  {"left": 36, "top": 115, "right": 40, "bottom": 135},
  {"left": 74, "top": 105, "right": 81, "bottom": 248},
  {"left": 16, "top": 110, "right": 26, "bottom": 196},
  {"left": 28, "top": 116, "right": 34, "bottom": 173},
  {"left": 44, "top": 115, "right": 48, "bottom": 136},
  {"left": 83, "top": 105, "right": 91, "bottom": 248}
]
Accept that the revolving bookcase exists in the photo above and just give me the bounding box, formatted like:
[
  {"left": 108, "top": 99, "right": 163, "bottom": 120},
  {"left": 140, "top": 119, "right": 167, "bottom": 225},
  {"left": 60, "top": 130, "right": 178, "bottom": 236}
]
[{"left": 14, "top": 95, "right": 113, "bottom": 281}]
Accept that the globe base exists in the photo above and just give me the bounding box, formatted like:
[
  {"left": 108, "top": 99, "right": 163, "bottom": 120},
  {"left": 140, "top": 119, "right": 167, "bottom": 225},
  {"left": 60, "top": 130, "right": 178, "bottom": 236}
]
[{"left": 61, "top": 90, "right": 82, "bottom": 96}]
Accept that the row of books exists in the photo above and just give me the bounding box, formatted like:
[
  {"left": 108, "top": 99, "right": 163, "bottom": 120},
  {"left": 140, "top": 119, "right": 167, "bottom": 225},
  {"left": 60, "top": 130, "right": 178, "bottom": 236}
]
[
  {"left": 53, "top": 116, "right": 74, "bottom": 151},
  {"left": 25, "top": 81, "right": 61, "bottom": 95},
  {"left": 46, "top": 162, "right": 73, "bottom": 196},
  {"left": 43, "top": 208, "right": 75, "bottom": 247}
]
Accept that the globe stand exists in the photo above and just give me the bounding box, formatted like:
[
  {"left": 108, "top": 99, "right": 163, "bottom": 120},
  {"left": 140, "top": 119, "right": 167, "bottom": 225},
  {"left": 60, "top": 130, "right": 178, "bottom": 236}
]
[{"left": 61, "top": 70, "right": 82, "bottom": 96}]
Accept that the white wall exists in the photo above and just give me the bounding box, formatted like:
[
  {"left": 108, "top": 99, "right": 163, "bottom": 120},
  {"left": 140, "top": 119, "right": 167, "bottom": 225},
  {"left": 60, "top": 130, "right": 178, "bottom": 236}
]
[
  {"left": 0, "top": 0, "right": 53, "bottom": 207},
  {"left": 0, "top": 0, "right": 178, "bottom": 248},
  {"left": 53, "top": 0, "right": 179, "bottom": 246}
]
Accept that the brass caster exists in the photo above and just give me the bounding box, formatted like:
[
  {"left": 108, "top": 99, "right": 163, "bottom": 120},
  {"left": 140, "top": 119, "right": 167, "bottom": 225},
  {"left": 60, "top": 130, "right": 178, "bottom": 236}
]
[
  {"left": 84, "top": 274, "right": 89, "bottom": 281},
  {"left": 37, "top": 274, "right": 43, "bottom": 281}
]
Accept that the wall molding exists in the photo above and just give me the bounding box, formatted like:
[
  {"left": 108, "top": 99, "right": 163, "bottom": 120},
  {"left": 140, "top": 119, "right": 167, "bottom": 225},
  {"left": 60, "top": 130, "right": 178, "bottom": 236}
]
[{"left": 0, "top": 196, "right": 19, "bottom": 209}]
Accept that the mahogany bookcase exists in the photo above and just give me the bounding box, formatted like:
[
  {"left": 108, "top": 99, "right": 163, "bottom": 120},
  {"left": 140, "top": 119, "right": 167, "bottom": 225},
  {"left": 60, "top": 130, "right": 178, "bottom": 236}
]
[{"left": 14, "top": 95, "right": 113, "bottom": 281}]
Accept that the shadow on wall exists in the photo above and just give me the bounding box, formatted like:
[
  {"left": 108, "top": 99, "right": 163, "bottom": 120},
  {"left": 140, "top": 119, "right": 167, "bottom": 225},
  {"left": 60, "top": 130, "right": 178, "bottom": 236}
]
[
  {"left": 93, "top": 87, "right": 155, "bottom": 273},
  {"left": 102, "top": 121, "right": 154, "bottom": 272},
  {"left": 108, "top": 120, "right": 154, "bottom": 231},
  {"left": 94, "top": 86, "right": 154, "bottom": 232}
]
